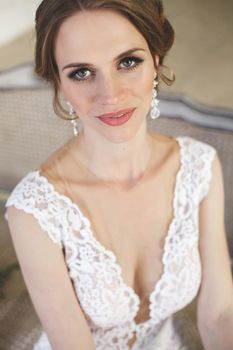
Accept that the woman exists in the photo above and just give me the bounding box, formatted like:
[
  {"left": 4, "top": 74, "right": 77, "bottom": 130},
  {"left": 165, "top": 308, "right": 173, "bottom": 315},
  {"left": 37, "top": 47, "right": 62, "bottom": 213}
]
[{"left": 5, "top": 0, "right": 233, "bottom": 349}]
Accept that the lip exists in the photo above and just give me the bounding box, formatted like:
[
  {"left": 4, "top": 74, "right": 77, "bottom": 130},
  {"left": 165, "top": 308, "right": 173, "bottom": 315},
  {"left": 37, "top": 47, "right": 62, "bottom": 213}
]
[
  {"left": 96, "top": 108, "right": 136, "bottom": 127},
  {"left": 95, "top": 108, "right": 135, "bottom": 119}
]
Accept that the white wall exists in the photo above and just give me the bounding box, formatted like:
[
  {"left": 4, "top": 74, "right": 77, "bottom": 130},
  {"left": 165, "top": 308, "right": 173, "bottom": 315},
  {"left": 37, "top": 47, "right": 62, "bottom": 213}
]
[{"left": 0, "top": 0, "right": 41, "bottom": 47}]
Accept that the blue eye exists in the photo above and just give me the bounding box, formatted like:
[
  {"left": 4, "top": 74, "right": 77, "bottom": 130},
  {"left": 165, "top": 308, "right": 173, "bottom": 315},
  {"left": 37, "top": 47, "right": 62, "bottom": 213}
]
[
  {"left": 119, "top": 56, "right": 144, "bottom": 70},
  {"left": 67, "top": 56, "right": 144, "bottom": 82},
  {"left": 68, "top": 68, "right": 93, "bottom": 81}
]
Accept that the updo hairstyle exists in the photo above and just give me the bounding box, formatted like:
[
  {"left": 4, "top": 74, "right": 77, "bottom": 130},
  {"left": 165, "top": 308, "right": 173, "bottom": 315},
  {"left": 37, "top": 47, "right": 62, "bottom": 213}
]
[{"left": 35, "top": 0, "right": 175, "bottom": 119}]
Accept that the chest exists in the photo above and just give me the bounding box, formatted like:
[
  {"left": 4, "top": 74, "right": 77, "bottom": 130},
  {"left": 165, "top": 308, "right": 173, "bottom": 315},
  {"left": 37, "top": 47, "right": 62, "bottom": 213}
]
[
  {"left": 63, "top": 178, "right": 201, "bottom": 329},
  {"left": 58, "top": 147, "right": 201, "bottom": 329},
  {"left": 67, "top": 176, "right": 175, "bottom": 302}
]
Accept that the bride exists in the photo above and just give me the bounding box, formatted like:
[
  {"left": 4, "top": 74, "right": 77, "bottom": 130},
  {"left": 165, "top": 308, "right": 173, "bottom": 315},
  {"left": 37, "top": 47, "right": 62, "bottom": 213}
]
[{"left": 5, "top": 0, "right": 233, "bottom": 349}]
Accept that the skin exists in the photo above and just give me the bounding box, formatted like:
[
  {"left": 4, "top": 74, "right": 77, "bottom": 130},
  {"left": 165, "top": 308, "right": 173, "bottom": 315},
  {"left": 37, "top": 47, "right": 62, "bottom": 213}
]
[
  {"left": 55, "top": 9, "right": 159, "bottom": 184},
  {"left": 6, "top": 8, "right": 233, "bottom": 350}
]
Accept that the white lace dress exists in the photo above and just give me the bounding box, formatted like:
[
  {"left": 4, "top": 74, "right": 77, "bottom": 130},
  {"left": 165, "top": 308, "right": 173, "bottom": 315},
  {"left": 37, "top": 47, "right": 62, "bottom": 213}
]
[{"left": 5, "top": 137, "right": 216, "bottom": 350}]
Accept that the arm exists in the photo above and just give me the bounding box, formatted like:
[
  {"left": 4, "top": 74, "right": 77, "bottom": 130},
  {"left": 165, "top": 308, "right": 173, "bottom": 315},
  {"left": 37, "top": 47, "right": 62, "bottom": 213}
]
[
  {"left": 197, "top": 154, "right": 233, "bottom": 350},
  {"left": 6, "top": 206, "right": 96, "bottom": 350}
]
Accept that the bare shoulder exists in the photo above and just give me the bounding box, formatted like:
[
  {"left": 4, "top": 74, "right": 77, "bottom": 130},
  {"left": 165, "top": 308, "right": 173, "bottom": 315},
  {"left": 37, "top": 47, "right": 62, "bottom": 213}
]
[
  {"left": 149, "top": 131, "right": 181, "bottom": 168},
  {"left": 39, "top": 138, "right": 71, "bottom": 174},
  {"left": 39, "top": 137, "right": 78, "bottom": 188},
  {"left": 149, "top": 130, "right": 178, "bottom": 148}
]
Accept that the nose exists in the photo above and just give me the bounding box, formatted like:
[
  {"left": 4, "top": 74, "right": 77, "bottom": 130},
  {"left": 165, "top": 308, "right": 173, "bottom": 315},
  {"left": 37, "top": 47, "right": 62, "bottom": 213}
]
[{"left": 95, "top": 73, "right": 125, "bottom": 106}]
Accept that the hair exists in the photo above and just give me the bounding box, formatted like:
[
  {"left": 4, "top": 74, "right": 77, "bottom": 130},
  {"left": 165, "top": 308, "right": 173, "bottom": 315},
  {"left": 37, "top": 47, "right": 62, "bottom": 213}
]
[{"left": 35, "top": 0, "right": 175, "bottom": 119}]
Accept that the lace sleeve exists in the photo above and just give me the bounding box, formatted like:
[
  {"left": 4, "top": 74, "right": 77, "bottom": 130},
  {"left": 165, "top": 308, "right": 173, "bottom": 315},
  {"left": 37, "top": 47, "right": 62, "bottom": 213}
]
[
  {"left": 197, "top": 141, "right": 217, "bottom": 203},
  {"left": 5, "top": 172, "right": 63, "bottom": 248}
]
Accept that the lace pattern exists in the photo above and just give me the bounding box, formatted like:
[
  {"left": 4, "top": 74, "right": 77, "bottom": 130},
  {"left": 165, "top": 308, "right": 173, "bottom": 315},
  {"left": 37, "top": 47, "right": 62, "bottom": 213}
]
[
  {"left": 5, "top": 173, "right": 65, "bottom": 247},
  {"left": 5, "top": 136, "right": 216, "bottom": 350}
]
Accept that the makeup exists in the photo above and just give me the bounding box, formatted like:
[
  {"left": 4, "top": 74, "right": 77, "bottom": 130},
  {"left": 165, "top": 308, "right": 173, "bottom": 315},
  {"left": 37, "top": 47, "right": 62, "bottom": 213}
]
[{"left": 96, "top": 108, "right": 136, "bottom": 126}]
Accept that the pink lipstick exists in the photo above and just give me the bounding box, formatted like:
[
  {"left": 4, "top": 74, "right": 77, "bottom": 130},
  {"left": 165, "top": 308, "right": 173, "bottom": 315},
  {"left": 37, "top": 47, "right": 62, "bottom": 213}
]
[{"left": 96, "top": 108, "right": 136, "bottom": 126}]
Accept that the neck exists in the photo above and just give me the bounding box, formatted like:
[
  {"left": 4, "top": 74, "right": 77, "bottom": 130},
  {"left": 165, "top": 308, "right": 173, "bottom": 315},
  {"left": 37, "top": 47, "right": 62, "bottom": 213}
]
[{"left": 73, "top": 122, "right": 153, "bottom": 186}]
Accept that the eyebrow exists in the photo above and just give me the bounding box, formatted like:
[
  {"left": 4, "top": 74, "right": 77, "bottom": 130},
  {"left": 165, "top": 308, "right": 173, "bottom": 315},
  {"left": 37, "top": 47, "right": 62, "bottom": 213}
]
[{"left": 62, "top": 48, "right": 146, "bottom": 71}]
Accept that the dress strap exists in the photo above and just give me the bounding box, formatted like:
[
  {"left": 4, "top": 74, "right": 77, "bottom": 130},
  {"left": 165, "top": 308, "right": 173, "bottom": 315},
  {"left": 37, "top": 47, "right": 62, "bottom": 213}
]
[
  {"left": 5, "top": 171, "right": 64, "bottom": 247},
  {"left": 177, "top": 136, "right": 216, "bottom": 203}
]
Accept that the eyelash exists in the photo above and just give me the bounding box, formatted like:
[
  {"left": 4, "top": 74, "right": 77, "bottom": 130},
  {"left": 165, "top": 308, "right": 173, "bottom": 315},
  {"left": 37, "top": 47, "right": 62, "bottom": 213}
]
[{"left": 67, "top": 56, "right": 144, "bottom": 82}]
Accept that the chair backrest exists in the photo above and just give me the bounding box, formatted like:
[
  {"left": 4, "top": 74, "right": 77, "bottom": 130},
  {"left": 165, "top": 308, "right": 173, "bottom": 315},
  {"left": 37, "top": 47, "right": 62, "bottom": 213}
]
[{"left": 0, "top": 84, "right": 233, "bottom": 257}]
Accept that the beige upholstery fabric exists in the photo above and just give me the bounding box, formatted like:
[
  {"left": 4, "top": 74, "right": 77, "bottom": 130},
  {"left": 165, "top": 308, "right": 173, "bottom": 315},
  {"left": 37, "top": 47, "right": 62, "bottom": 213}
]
[
  {"left": 0, "top": 289, "right": 42, "bottom": 350},
  {"left": 0, "top": 89, "right": 72, "bottom": 186}
]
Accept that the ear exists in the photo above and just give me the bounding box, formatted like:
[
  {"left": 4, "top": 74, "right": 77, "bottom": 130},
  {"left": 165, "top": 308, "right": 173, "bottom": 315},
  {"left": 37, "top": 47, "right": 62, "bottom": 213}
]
[
  {"left": 154, "top": 55, "right": 160, "bottom": 79},
  {"left": 155, "top": 54, "right": 160, "bottom": 67}
]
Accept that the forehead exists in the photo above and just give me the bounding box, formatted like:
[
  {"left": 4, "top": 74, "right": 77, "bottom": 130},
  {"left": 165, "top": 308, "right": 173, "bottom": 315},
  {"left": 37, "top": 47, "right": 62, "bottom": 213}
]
[{"left": 55, "top": 9, "right": 149, "bottom": 64}]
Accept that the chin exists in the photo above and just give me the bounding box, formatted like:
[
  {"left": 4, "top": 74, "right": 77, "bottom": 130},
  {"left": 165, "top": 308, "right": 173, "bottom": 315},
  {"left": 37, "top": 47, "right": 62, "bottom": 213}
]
[
  {"left": 82, "top": 109, "right": 148, "bottom": 144},
  {"left": 100, "top": 120, "right": 147, "bottom": 144}
]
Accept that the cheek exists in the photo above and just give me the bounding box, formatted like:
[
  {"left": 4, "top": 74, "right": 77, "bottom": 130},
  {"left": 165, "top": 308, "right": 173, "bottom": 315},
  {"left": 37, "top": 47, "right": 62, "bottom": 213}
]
[
  {"left": 133, "top": 72, "right": 154, "bottom": 114},
  {"left": 137, "top": 74, "right": 154, "bottom": 102},
  {"left": 138, "top": 66, "right": 155, "bottom": 94},
  {"left": 59, "top": 80, "right": 89, "bottom": 108}
]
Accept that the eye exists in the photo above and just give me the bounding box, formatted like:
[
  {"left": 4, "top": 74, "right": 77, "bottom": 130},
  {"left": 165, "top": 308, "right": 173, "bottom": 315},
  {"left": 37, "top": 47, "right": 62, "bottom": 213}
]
[
  {"left": 68, "top": 68, "right": 93, "bottom": 81},
  {"left": 119, "top": 56, "right": 144, "bottom": 70}
]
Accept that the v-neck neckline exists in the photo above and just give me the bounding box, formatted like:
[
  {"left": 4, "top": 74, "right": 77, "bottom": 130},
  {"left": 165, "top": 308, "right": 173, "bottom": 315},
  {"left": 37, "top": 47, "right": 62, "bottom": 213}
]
[{"left": 34, "top": 136, "right": 185, "bottom": 328}]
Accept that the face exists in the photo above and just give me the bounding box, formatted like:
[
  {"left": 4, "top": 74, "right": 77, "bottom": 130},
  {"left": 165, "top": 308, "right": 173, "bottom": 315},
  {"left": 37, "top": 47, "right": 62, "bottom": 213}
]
[{"left": 55, "top": 9, "right": 157, "bottom": 143}]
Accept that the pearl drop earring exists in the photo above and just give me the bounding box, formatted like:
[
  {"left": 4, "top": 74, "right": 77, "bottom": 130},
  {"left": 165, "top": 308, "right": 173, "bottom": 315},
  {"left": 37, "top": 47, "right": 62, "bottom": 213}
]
[
  {"left": 66, "top": 101, "right": 79, "bottom": 136},
  {"left": 150, "top": 80, "right": 160, "bottom": 119}
]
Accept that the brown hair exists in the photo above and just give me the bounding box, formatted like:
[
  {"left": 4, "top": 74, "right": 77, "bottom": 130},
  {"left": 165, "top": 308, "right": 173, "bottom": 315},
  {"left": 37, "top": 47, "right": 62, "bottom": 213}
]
[{"left": 35, "top": 0, "right": 175, "bottom": 118}]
